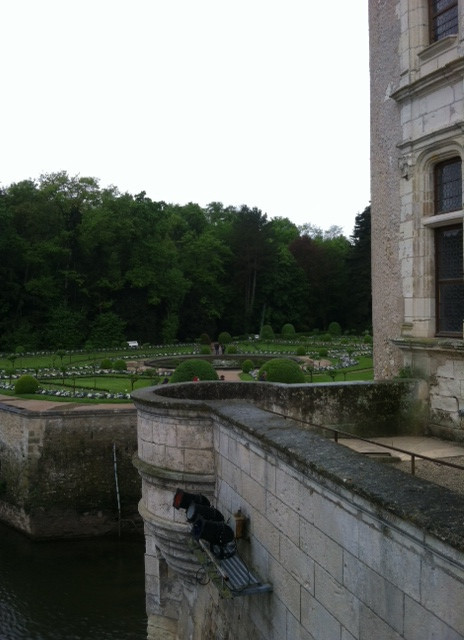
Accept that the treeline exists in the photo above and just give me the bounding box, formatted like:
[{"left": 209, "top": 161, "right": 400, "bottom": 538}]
[{"left": 0, "top": 171, "right": 371, "bottom": 351}]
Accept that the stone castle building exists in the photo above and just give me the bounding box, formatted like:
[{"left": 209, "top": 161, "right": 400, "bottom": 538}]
[{"left": 370, "top": 0, "right": 464, "bottom": 440}]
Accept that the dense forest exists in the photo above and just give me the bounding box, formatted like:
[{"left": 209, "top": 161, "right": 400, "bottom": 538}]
[{"left": 0, "top": 172, "right": 371, "bottom": 351}]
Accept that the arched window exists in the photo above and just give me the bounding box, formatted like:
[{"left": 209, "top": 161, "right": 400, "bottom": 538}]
[{"left": 429, "top": 0, "right": 458, "bottom": 42}]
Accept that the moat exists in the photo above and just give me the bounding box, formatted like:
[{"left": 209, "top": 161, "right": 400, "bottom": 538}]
[{"left": 0, "top": 523, "right": 146, "bottom": 640}]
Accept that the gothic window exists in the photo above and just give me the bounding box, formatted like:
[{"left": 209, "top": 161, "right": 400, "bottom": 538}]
[
  {"left": 429, "top": 0, "right": 459, "bottom": 42},
  {"left": 434, "top": 157, "right": 462, "bottom": 214}
]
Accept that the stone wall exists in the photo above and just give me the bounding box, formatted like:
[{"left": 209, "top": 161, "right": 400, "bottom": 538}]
[
  {"left": 133, "top": 382, "right": 464, "bottom": 640},
  {"left": 393, "top": 338, "right": 464, "bottom": 442},
  {"left": 0, "top": 399, "right": 141, "bottom": 538},
  {"left": 369, "top": 0, "right": 403, "bottom": 380},
  {"left": 369, "top": 0, "right": 464, "bottom": 440}
]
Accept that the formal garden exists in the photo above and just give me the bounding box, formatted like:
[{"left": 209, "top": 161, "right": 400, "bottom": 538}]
[{"left": 0, "top": 324, "right": 373, "bottom": 403}]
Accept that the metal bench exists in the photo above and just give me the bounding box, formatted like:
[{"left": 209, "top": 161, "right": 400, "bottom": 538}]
[{"left": 195, "top": 539, "right": 272, "bottom": 598}]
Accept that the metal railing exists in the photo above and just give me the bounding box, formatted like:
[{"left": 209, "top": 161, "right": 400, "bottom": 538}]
[{"left": 268, "top": 410, "right": 464, "bottom": 476}]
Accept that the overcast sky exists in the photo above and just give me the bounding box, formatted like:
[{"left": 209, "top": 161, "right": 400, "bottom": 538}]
[{"left": 1, "top": 1, "right": 370, "bottom": 237}]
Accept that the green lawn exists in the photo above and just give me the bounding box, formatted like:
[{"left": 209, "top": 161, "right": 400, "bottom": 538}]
[{"left": 0, "top": 340, "right": 374, "bottom": 402}]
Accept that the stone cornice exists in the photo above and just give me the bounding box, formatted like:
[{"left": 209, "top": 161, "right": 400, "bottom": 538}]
[
  {"left": 392, "top": 337, "right": 464, "bottom": 355},
  {"left": 133, "top": 454, "right": 215, "bottom": 487},
  {"left": 391, "top": 57, "right": 464, "bottom": 102},
  {"left": 396, "top": 122, "right": 464, "bottom": 152},
  {"left": 417, "top": 35, "right": 458, "bottom": 63}
]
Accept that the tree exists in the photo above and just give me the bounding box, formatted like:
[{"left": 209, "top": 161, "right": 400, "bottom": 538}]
[
  {"left": 221, "top": 206, "right": 276, "bottom": 333},
  {"left": 289, "top": 231, "right": 351, "bottom": 331},
  {"left": 346, "top": 206, "right": 372, "bottom": 331},
  {"left": 88, "top": 312, "right": 126, "bottom": 348}
]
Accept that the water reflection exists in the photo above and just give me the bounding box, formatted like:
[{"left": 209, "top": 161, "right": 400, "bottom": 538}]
[{"left": 0, "top": 523, "right": 146, "bottom": 640}]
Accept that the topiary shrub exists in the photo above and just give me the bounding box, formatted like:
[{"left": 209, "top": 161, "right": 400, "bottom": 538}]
[
  {"left": 318, "top": 348, "right": 328, "bottom": 357},
  {"left": 200, "top": 345, "right": 212, "bottom": 355},
  {"left": 281, "top": 323, "right": 296, "bottom": 338},
  {"left": 242, "top": 359, "right": 254, "bottom": 373},
  {"left": 170, "top": 359, "right": 219, "bottom": 383},
  {"left": 218, "top": 331, "right": 232, "bottom": 345},
  {"left": 296, "top": 346, "right": 306, "bottom": 356},
  {"left": 113, "top": 360, "right": 127, "bottom": 371},
  {"left": 260, "top": 324, "right": 275, "bottom": 340},
  {"left": 257, "top": 358, "right": 305, "bottom": 384},
  {"left": 100, "top": 358, "right": 113, "bottom": 370},
  {"left": 363, "top": 334, "right": 373, "bottom": 344},
  {"left": 225, "top": 345, "right": 238, "bottom": 354},
  {"left": 14, "top": 375, "right": 39, "bottom": 394},
  {"left": 328, "top": 321, "right": 342, "bottom": 336}
]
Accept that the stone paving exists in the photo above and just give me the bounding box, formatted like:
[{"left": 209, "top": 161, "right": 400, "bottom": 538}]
[{"left": 340, "top": 436, "right": 464, "bottom": 495}]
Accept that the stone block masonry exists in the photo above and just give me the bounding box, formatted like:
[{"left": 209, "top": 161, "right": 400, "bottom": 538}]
[
  {"left": 132, "top": 381, "right": 464, "bottom": 640},
  {"left": 0, "top": 398, "right": 141, "bottom": 538}
]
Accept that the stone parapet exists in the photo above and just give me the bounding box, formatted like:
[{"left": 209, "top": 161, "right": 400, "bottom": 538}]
[{"left": 132, "top": 382, "right": 464, "bottom": 640}]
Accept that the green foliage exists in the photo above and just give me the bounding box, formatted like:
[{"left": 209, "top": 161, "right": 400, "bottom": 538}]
[
  {"left": 260, "top": 324, "right": 275, "bottom": 340},
  {"left": 200, "top": 345, "right": 212, "bottom": 354},
  {"left": 363, "top": 334, "right": 373, "bottom": 344},
  {"left": 281, "top": 323, "right": 296, "bottom": 338},
  {"left": 170, "top": 359, "right": 218, "bottom": 383},
  {"left": 89, "top": 312, "right": 126, "bottom": 349},
  {"left": 218, "top": 331, "right": 232, "bottom": 345},
  {"left": 199, "top": 333, "right": 211, "bottom": 345},
  {"left": 328, "top": 321, "right": 341, "bottom": 336},
  {"left": 113, "top": 360, "right": 127, "bottom": 371},
  {"left": 225, "top": 345, "right": 238, "bottom": 354},
  {"left": 322, "top": 334, "right": 332, "bottom": 342},
  {"left": 45, "top": 306, "right": 86, "bottom": 350},
  {"left": 14, "top": 375, "right": 39, "bottom": 394},
  {"left": 100, "top": 358, "right": 113, "bottom": 370},
  {"left": 0, "top": 171, "right": 371, "bottom": 347},
  {"left": 319, "top": 348, "right": 328, "bottom": 357},
  {"left": 4, "top": 368, "right": 15, "bottom": 381},
  {"left": 258, "top": 358, "right": 305, "bottom": 384},
  {"left": 296, "top": 346, "right": 306, "bottom": 356},
  {"left": 242, "top": 359, "right": 254, "bottom": 373},
  {"left": 346, "top": 206, "right": 372, "bottom": 331}
]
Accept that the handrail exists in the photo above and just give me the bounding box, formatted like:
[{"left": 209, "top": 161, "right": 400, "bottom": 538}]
[{"left": 267, "top": 409, "right": 464, "bottom": 476}]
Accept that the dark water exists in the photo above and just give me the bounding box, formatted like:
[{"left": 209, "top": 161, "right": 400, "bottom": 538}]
[{"left": 0, "top": 523, "right": 147, "bottom": 640}]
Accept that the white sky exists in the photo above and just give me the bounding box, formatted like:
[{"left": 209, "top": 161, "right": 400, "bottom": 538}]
[{"left": 1, "top": 1, "right": 370, "bottom": 237}]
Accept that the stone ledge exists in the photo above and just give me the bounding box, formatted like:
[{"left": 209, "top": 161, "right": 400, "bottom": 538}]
[
  {"left": 392, "top": 337, "right": 464, "bottom": 355},
  {"left": 133, "top": 454, "right": 215, "bottom": 487},
  {"left": 133, "top": 383, "right": 464, "bottom": 555}
]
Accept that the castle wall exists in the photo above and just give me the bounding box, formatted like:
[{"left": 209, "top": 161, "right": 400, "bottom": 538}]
[
  {"left": 369, "top": 0, "right": 464, "bottom": 439},
  {"left": 369, "top": 0, "right": 404, "bottom": 380},
  {"left": 133, "top": 382, "right": 464, "bottom": 640},
  {"left": 0, "top": 399, "right": 140, "bottom": 538}
]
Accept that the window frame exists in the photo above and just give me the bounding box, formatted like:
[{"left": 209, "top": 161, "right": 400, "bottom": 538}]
[
  {"left": 429, "top": 0, "right": 459, "bottom": 43},
  {"left": 432, "top": 156, "right": 464, "bottom": 336},
  {"left": 435, "top": 224, "right": 464, "bottom": 336},
  {"left": 434, "top": 156, "right": 463, "bottom": 214}
]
